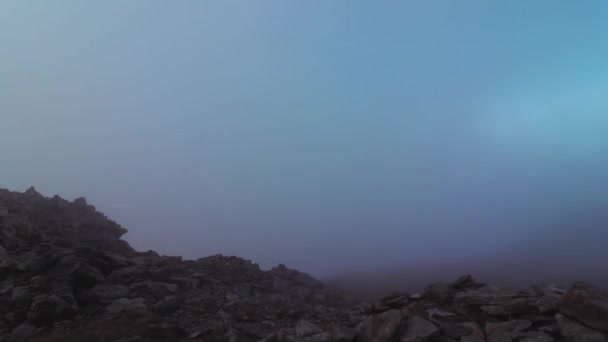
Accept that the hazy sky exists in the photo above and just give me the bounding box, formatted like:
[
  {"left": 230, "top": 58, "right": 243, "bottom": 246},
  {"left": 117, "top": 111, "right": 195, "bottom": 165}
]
[{"left": 2, "top": 1, "right": 608, "bottom": 277}]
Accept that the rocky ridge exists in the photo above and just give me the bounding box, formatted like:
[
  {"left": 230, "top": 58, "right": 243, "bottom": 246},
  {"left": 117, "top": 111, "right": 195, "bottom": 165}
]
[{"left": 0, "top": 187, "right": 607, "bottom": 341}]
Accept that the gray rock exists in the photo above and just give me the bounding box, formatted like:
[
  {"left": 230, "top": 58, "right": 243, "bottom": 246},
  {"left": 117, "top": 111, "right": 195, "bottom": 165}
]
[
  {"left": 460, "top": 337, "right": 484, "bottom": 342},
  {"left": 298, "top": 332, "right": 332, "bottom": 342},
  {"left": 517, "top": 331, "right": 555, "bottom": 342},
  {"left": 169, "top": 276, "right": 199, "bottom": 289},
  {"left": 273, "top": 276, "right": 292, "bottom": 293},
  {"left": 481, "top": 305, "right": 509, "bottom": 316},
  {"left": 106, "top": 297, "right": 148, "bottom": 314},
  {"left": 454, "top": 286, "right": 524, "bottom": 306},
  {"left": 234, "top": 283, "right": 251, "bottom": 298},
  {"left": 295, "top": 320, "right": 323, "bottom": 337},
  {"left": 424, "top": 282, "right": 456, "bottom": 302},
  {"left": 558, "top": 284, "right": 608, "bottom": 332},
  {"left": 355, "top": 309, "right": 403, "bottom": 342},
  {"left": 0, "top": 206, "right": 8, "bottom": 217},
  {"left": 330, "top": 325, "right": 356, "bottom": 341},
  {"left": 85, "top": 284, "right": 130, "bottom": 303},
  {"left": 27, "top": 294, "right": 71, "bottom": 325},
  {"left": 556, "top": 313, "right": 608, "bottom": 342},
  {"left": 401, "top": 316, "right": 439, "bottom": 342},
  {"left": 11, "top": 286, "right": 32, "bottom": 307},
  {"left": 150, "top": 295, "right": 180, "bottom": 314},
  {"left": 11, "top": 322, "right": 35, "bottom": 338},
  {"left": 452, "top": 274, "right": 476, "bottom": 289},
  {"left": 486, "top": 320, "right": 532, "bottom": 338},
  {"left": 0, "top": 279, "right": 14, "bottom": 295}
]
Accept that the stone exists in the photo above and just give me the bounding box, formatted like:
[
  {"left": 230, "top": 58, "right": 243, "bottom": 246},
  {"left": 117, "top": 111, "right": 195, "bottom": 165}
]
[
  {"left": 273, "top": 276, "right": 292, "bottom": 293},
  {"left": 452, "top": 274, "right": 476, "bottom": 289},
  {"left": 517, "top": 331, "right": 555, "bottom": 342},
  {"left": 84, "top": 284, "right": 130, "bottom": 303},
  {"left": 481, "top": 305, "right": 509, "bottom": 316},
  {"left": 11, "top": 322, "right": 35, "bottom": 338},
  {"left": 401, "top": 316, "right": 439, "bottom": 342},
  {"left": 0, "top": 279, "right": 14, "bottom": 295},
  {"left": 486, "top": 320, "right": 532, "bottom": 337},
  {"left": 556, "top": 313, "right": 608, "bottom": 342},
  {"left": 11, "top": 286, "right": 32, "bottom": 307},
  {"left": 295, "top": 320, "right": 323, "bottom": 337},
  {"left": 150, "top": 295, "right": 180, "bottom": 315},
  {"left": 424, "top": 282, "right": 456, "bottom": 302},
  {"left": 454, "top": 286, "right": 524, "bottom": 306},
  {"left": 27, "top": 294, "right": 72, "bottom": 325},
  {"left": 106, "top": 297, "right": 148, "bottom": 314},
  {"left": 558, "top": 284, "right": 608, "bottom": 332},
  {"left": 355, "top": 309, "right": 403, "bottom": 342},
  {"left": 234, "top": 283, "right": 251, "bottom": 298},
  {"left": 330, "top": 325, "right": 356, "bottom": 341}
]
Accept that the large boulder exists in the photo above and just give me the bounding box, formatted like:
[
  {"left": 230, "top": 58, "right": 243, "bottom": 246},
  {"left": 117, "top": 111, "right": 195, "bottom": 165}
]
[
  {"left": 400, "top": 316, "right": 439, "bottom": 342},
  {"left": 556, "top": 313, "right": 608, "bottom": 342},
  {"left": 27, "top": 294, "right": 73, "bottom": 325},
  {"left": 355, "top": 309, "right": 404, "bottom": 342},
  {"left": 558, "top": 282, "right": 608, "bottom": 332}
]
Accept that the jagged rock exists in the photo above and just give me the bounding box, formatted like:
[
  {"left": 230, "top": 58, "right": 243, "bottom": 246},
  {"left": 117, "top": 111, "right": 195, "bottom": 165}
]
[
  {"left": 355, "top": 309, "right": 403, "bottom": 342},
  {"left": 150, "top": 295, "right": 180, "bottom": 315},
  {"left": 234, "top": 283, "right": 251, "bottom": 298},
  {"left": 401, "top": 316, "right": 439, "bottom": 342},
  {"left": 330, "top": 326, "right": 356, "bottom": 341},
  {"left": 84, "top": 284, "right": 130, "bottom": 303},
  {"left": 558, "top": 282, "right": 608, "bottom": 332},
  {"left": 27, "top": 294, "right": 72, "bottom": 325},
  {"left": 486, "top": 319, "right": 532, "bottom": 338},
  {"left": 424, "top": 282, "right": 456, "bottom": 302},
  {"left": 2, "top": 187, "right": 608, "bottom": 342},
  {"left": 556, "top": 313, "right": 608, "bottom": 342},
  {"left": 454, "top": 286, "right": 525, "bottom": 306},
  {"left": 0, "top": 206, "right": 8, "bottom": 218},
  {"left": 106, "top": 297, "right": 148, "bottom": 314},
  {"left": 295, "top": 320, "right": 323, "bottom": 337},
  {"left": 452, "top": 274, "right": 477, "bottom": 289},
  {"left": 517, "top": 331, "right": 555, "bottom": 342},
  {"left": 0, "top": 280, "right": 14, "bottom": 296},
  {"left": 10, "top": 322, "right": 35, "bottom": 339},
  {"left": 480, "top": 305, "right": 509, "bottom": 316}
]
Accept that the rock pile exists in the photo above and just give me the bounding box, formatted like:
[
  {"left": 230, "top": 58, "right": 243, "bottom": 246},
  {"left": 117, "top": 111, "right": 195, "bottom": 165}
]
[{"left": 1, "top": 187, "right": 607, "bottom": 341}]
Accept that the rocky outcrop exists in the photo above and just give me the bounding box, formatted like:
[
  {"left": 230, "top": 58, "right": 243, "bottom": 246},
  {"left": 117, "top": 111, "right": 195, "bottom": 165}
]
[{"left": 1, "top": 187, "right": 608, "bottom": 341}]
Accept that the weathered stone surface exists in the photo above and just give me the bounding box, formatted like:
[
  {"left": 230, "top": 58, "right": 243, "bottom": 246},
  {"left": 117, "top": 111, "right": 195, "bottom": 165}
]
[
  {"left": 355, "top": 309, "right": 403, "bottom": 342},
  {"left": 556, "top": 313, "right": 608, "bottom": 342},
  {"left": 401, "top": 316, "right": 439, "bottom": 342},
  {"left": 486, "top": 320, "right": 532, "bottom": 337},
  {"left": 558, "top": 283, "right": 608, "bottom": 332},
  {"left": 84, "top": 284, "right": 130, "bottom": 303},
  {"left": 27, "top": 294, "right": 72, "bottom": 325},
  {"left": 106, "top": 297, "right": 148, "bottom": 314}
]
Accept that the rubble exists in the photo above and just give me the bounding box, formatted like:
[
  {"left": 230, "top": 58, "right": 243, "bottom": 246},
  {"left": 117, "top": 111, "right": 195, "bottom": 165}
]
[{"left": 0, "top": 187, "right": 607, "bottom": 341}]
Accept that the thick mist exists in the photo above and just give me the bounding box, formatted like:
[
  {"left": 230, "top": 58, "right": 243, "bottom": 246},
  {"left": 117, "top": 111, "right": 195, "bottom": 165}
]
[{"left": 2, "top": 2, "right": 608, "bottom": 290}]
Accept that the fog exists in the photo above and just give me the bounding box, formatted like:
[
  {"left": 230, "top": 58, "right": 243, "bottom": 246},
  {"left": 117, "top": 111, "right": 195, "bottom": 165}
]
[{"left": 2, "top": 2, "right": 608, "bottom": 292}]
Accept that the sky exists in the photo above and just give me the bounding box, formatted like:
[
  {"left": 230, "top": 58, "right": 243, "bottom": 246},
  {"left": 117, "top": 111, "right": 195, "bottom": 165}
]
[{"left": 2, "top": 1, "right": 608, "bottom": 279}]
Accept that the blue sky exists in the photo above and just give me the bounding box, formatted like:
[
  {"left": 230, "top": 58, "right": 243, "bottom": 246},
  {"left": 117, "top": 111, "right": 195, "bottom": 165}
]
[{"left": 2, "top": 1, "right": 608, "bottom": 276}]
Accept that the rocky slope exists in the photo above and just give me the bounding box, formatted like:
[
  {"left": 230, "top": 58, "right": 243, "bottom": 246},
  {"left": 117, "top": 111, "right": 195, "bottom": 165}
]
[{"left": 1, "top": 187, "right": 607, "bottom": 341}]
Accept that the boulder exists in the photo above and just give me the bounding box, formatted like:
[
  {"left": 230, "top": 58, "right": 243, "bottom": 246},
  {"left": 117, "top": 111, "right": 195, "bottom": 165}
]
[
  {"left": 295, "top": 320, "right": 323, "bottom": 337},
  {"left": 355, "top": 309, "right": 403, "bottom": 342},
  {"left": 558, "top": 283, "right": 608, "bottom": 332},
  {"left": 84, "top": 284, "right": 130, "bottom": 303},
  {"left": 106, "top": 297, "right": 148, "bottom": 314},
  {"left": 556, "top": 313, "right": 608, "bottom": 342},
  {"left": 27, "top": 294, "right": 72, "bottom": 325},
  {"left": 401, "top": 316, "right": 439, "bottom": 342}
]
